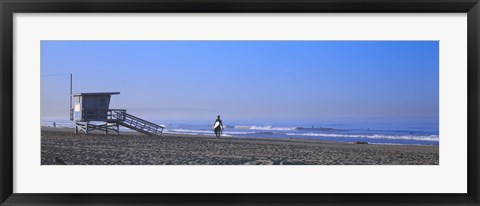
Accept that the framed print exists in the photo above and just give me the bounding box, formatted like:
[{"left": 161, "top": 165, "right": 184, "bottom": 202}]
[{"left": 1, "top": 0, "right": 479, "bottom": 205}]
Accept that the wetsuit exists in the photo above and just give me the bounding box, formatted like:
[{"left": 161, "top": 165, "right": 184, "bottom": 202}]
[{"left": 214, "top": 119, "right": 223, "bottom": 137}]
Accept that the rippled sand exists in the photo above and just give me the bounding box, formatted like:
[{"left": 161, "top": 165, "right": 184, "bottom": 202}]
[{"left": 41, "top": 128, "right": 439, "bottom": 165}]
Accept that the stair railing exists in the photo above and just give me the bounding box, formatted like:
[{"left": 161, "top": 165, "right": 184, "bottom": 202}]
[{"left": 107, "top": 109, "right": 164, "bottom": 136}]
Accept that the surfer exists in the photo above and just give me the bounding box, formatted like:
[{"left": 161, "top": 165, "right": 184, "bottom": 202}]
[{"left": 213, "top": 115, "right": 224, "bottom": 138}]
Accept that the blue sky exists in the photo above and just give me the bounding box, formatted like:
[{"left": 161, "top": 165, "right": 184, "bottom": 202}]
[{"left": 41, "top": 41, "right": 439, "bottom": 122}]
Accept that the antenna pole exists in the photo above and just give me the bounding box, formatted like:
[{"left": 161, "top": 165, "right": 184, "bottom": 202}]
[{"left": 70, "top": 73, "right": 73, "bottom": 120}]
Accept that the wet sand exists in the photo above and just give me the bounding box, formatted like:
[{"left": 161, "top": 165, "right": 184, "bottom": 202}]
[{"left": 41, "top": 127, "right": 439, "bottom": 165}]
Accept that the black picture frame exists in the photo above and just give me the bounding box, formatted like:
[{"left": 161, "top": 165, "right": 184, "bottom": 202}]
[{"left": 1, "top": 0, "right": 479, "bottom": 205}]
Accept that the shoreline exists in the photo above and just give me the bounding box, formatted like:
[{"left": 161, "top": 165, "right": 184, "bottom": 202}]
[
  {"left": 41, "top": 126, "right": 437, "bottom": 146},
  {"left": 41, "top": 127, "right": 439, "bottom": 165}
]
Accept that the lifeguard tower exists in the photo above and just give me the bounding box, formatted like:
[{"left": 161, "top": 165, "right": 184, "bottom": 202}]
[{"left": 70, "top": 92, "right": 164, "bottom": 136}]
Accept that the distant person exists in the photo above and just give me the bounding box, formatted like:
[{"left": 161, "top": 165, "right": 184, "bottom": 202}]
[
  {"left": 53, "top": 122, "right": 56, "bottom": 128},
  {"left": 213, "top": 115, "right": 224, "bottom": 138}
]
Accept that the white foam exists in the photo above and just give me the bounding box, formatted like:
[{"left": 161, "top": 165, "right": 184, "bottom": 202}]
[
  {"left": 165, "top": 128, "right": 251, "bottom": 137},
  {"left": 167, "top": 129, "right": 212, "bottom": 134},
  {"left": 284, "top": 132, "right": 439, "bottom": 141},
  {"left": 224, "top": 131, "right": 255, "bottom": 135},
  {"left": 41, "top": 121, "right": 74, "bottom": 128},
  {"left": 234, "top": 125, "right": 297, "bottom": 131},
  {"left": 369, "top": 143, "right": 429, "bottom": 146},
  {"left": 163, "top": 131, "right": 212, "bottom": 136}
]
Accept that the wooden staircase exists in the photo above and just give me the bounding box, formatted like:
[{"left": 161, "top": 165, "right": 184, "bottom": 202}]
[{"left": 108, "top": 109, "right": 164, "bottom": 136}]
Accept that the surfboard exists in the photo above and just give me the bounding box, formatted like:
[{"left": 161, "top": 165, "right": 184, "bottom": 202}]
[{"left": 214, "top": 121, "right": 221, "bottom": 129}]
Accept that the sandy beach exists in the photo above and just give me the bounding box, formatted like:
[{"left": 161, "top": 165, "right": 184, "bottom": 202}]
[{"left": 41, "top": 127, "right": 439, "bottom": 165}]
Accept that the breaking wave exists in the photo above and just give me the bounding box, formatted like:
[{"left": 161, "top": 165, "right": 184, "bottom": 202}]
[
  {"left": 234, "top": 125, "right": 298, "bottom": 131},
  {"left": 285, "top": 132, "right": 439, "bottom": 141},
  {"left": 233, "top": 125, "right": 338, "bottom": 131}
]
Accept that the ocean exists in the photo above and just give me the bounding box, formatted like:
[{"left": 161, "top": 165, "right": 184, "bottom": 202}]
[{"left": 41, "top": 118, "right": 439, "bottom": 146}]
